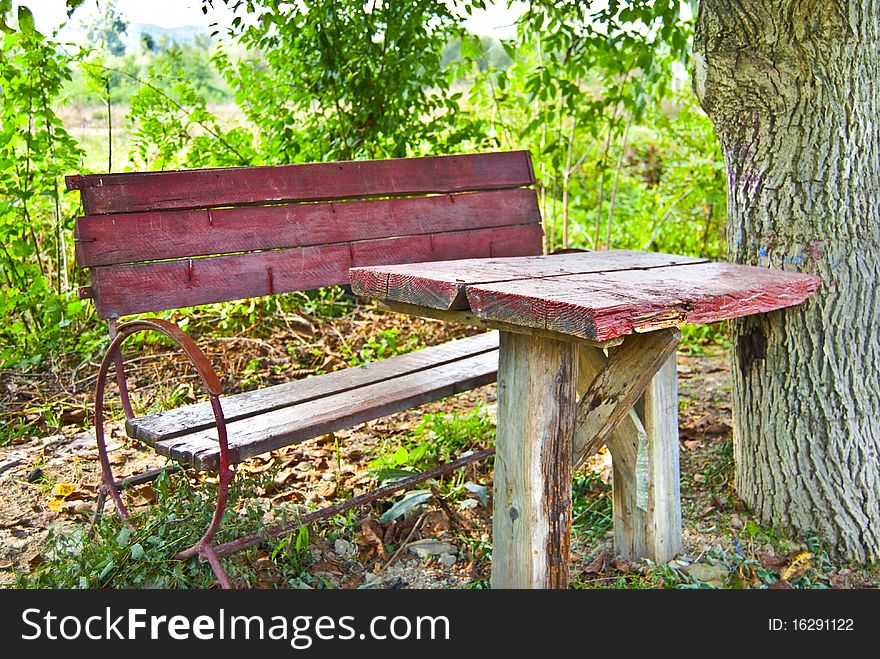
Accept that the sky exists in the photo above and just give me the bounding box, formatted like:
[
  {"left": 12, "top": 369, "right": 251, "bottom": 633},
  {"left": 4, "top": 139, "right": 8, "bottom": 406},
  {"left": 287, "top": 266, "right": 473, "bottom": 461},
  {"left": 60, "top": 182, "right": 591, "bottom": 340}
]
[{"left": 22, "top": 0, "right": 525, "bottom": 39}]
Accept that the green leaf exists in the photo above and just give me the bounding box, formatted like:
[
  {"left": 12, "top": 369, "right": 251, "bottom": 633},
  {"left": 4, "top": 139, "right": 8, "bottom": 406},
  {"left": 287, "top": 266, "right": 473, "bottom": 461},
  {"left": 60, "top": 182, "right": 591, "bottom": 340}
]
[
  {"left": 66, "top": 0, "right": 85, "bottom": 18},
  {"left": 16, "top": 5, "right": 34, "bottom": 33},
  {"left": 98, "top": 560, "right": 115, "bottom": 580},
  {"left": 373, "top": 468, "right": 417, "bottom": 484},
  {"left": 464, "top": 482, "right": 488, "bottom": 506},
  {"left": 379, "top": 489, "right": 431, "bottom": 524},
  {"left": 295, "top": 525, "right": 309, "bottom": 553},
  {"left": 129, "top": 543, "right": 145, "bottom": 560},
  {"left": 115, "top": 527, "right": 131, "bottom": 547},
  {"left": 391, "top": 445, "right": 409, "bottom": 465}
]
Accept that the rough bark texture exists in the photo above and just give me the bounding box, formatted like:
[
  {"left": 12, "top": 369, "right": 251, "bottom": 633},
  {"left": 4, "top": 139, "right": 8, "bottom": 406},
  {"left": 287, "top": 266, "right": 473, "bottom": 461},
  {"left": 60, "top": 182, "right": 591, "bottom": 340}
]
[{"left": 694, "top": 1, "right": 880, "bottom": 560}]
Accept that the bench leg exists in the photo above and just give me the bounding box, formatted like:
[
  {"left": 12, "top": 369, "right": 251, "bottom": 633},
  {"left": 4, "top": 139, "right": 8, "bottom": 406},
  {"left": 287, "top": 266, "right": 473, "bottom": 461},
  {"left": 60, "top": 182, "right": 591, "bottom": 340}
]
[
  {"left": 174, "top": 395, "right": 236, "bottom": 590},
  {"left": 491, "top": 332, "right": 576, "bottom": 589},
  {"left": 577, "top": 345, "right": 681, "bottom": 563},
  {"left": 634, "top": 353, "right": 681, "bottom": 563},
  {"left": 92, "top": 318, "right": 237, "bottom": 588}
]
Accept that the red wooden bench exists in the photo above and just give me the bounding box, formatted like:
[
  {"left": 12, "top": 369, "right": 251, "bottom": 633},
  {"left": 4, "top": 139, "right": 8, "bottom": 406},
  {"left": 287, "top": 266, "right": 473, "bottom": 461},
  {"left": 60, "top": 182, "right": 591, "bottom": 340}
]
[{"left": 66, "top": 150, "right": 543, "bottom": 587}]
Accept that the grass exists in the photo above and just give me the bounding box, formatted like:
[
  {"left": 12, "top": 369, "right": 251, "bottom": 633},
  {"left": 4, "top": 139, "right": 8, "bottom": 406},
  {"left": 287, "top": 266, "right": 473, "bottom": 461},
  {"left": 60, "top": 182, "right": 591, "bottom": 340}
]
[
  {"left": 18, "top": 470, "right": 309, "bottom": 589},
  {"left": 368, "top": 407, "right": 495, "bottom": 478}
]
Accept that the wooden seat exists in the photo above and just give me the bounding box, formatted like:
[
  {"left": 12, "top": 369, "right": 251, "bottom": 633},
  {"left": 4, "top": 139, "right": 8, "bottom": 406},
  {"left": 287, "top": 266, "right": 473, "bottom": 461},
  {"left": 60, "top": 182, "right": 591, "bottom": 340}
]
[{"left": 127, "top": 331, "right": 499, "bottom": 470}]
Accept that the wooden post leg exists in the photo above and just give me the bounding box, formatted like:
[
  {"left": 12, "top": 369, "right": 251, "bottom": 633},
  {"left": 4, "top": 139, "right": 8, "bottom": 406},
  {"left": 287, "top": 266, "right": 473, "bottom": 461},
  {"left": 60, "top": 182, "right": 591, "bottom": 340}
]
[
  {"left": 639, "top": 353, "right": 681, "bottom": 562},
  {"left": 577, "top": 346, "right": 681, "bottom": 563},
  {"left": 492, "top": 331, "right": 576, "bottom": 589}
]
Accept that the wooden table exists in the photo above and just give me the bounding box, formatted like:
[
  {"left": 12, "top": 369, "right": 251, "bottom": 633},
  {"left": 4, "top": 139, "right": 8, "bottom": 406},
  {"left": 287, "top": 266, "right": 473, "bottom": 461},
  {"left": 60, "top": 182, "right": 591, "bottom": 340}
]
[{"left": 350, "top": 250, "right": 819, "bottom": 588}]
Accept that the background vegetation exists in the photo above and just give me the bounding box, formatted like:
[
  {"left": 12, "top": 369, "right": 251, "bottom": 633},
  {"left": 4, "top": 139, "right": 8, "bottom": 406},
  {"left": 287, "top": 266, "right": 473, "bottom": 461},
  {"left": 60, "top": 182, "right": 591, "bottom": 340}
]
[{"left": 0, "top": 0, "right": 723, "bottom": 382}]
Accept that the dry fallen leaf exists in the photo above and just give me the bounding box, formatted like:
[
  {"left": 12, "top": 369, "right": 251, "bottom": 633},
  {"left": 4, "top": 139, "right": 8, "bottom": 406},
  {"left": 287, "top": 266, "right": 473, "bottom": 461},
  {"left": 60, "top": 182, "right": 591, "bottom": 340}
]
[
  {"left": 779, "top": 551, "right": 813, "bottom": 581},
  {"left": 584, "top": 549, "right": 611, "bottom": 575},
  {"left": 360, "top": 518, "right": 388, "bottom": 559},
  {"left": 52, "top": 482, "right": 76, "bottom": 498},
  {"left": 316, "top": 481, "right": 337, "bottom": 499}
]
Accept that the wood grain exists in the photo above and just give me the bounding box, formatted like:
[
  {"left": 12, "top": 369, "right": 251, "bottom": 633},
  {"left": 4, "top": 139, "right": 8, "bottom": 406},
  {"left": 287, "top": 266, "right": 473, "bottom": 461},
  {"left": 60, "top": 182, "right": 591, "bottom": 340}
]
[
  {"left": 491, "top": 332, "right": 576, "bottom": 589},
  {"left": 350, "top": 250, "right": 707, "bottom": 311},
  {"left": 142, "top": 349, "right": 499, "bottom": 471},
  {"left": 128, "top": 331, "right": 499, "bottom": 443},
  {"left": 465, "top": 260, "right": 821, "bottom": 341},
  {"left": 639, "top": 354, "right": 682, "bottom": 562},
  {"left": 572, "top": 328, "right": 681, "bottom": 467},
  {"left": 89, "top": 224, "right": 543, "bottom": 318},
  {"left": 75, "top": 188, "right": 541, "bottom": 267},
  {"left": 577, "top": 344, "right": 682, "bottom": 563},
  {"left": 66, "top": 150, "right": 536, "bottom": 215},
  {"left": 378, "top": 300, "right": 622, "bottom": 349}
]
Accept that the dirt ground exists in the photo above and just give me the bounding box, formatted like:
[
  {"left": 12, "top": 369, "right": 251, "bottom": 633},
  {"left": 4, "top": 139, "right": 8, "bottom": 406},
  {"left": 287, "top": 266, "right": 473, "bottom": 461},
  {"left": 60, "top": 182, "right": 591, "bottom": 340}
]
[{"left": 1, "top": 306, "right": 878, "bottom": 589}]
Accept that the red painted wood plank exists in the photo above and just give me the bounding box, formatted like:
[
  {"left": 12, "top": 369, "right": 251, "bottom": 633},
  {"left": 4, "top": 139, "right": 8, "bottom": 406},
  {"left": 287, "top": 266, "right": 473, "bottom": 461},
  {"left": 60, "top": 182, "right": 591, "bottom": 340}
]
[
  {"left": 349, "top": 250, "right": 707, "bottom": 311},
  {"left": 464, "top": 261, "right": 821, "bottom": 341},
  {"left": 75, "top": 188, "right": 540, "bottom": 267},
  {"left": 89, "top": 224, "right": 543, "bottom": 318},
  {"left": 66, "top": 151, "right": 536, "bottom": 215}
]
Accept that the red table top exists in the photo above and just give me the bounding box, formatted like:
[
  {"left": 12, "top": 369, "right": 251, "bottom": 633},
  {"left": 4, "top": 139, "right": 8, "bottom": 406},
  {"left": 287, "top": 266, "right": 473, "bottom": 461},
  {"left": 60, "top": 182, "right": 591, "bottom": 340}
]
[{"left": 349, "top": 250, "right": 820, "bottom": 342}]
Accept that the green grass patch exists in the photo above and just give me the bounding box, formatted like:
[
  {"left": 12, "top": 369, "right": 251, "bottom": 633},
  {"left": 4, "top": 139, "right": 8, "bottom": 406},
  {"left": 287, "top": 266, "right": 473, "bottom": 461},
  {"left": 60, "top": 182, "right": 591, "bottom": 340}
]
[{"left": 18, "top": 470, "right": 310, "bottom": 589}]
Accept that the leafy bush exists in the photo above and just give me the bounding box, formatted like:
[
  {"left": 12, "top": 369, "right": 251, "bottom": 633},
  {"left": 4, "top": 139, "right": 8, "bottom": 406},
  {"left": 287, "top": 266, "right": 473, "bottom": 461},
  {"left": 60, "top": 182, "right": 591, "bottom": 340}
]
[{"left": 0, "top": 25, "right": 97, "bottom": 368}]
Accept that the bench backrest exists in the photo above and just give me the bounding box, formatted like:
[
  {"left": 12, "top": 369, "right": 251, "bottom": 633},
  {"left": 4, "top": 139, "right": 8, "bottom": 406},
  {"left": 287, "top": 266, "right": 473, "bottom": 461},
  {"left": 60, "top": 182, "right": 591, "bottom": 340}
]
[{"left": 66, "top": 151, "right": 543, "bottom": 319}]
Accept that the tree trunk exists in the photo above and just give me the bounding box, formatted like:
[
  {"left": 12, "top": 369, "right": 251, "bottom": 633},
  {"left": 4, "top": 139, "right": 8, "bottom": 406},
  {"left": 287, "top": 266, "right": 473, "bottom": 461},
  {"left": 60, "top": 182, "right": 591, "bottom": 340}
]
[{"left": 693, "top": 0, "right": 880, "bottom": 561}]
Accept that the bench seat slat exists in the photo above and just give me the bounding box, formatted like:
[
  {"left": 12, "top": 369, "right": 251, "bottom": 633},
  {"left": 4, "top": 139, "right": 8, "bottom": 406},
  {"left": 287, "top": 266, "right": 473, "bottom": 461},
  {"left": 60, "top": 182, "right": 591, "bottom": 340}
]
[
  {"left": 89, "top": 223, "right": 544, "bottom": 318},
  {"left": 67, "top": 151, "right": 536, "bottom": 215},
  {"left": 127, "top": 331, "right": 499, "bottom": 443},
  {"left": 137, "top": 346, "right": 500, "bottom": 471},
  {"left": 75, "top": 189, "right": 541, "bottom": 268}
]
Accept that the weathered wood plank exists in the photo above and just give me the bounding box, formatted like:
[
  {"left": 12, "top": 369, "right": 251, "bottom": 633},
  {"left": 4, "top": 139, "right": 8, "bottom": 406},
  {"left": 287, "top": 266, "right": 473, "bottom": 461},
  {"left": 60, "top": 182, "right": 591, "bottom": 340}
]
[
  {"left": 639, "top": 354, "right": 681, "bottom": 562},
  {"left": 350, "top": 250, "right": 707, "bottom": 311},
  {"left": 491, "top": 332, "right": 576, "bottom": 589},
  {"left": 466, "top": 260, "right": 821, "bottom": 341},
  {"left": 572, "top": 329, "right": 680, "bottom": 468},
  {"left": 577, "top": 345, "right": 680, "bottom": 563},
  {"left": 76, "top": 189, "right": 541, "bottom": 268},
  {"left": 378, "top": 300, "right": 623, "bottom": 349},
  {"left": 89, "top": 223, "right": 543, "bottom": 318},
  {"left": 145, "top": 348, "right": 499, "bottom": 471},
  {"left": 66, "top": 150, "right": 536, "bottom": 215},
  {"left": 128, "top": 331, "right": 499, "bottom": 443}
]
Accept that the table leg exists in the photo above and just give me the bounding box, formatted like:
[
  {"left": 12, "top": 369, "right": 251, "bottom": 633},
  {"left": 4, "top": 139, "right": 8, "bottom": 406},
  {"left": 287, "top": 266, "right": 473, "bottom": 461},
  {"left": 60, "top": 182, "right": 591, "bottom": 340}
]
[
  {"left": 577, "top": 346, "right": 681, "bottom": 563},
  {"left": 491, "top": 331, "right": 576, "bottom": 589}
]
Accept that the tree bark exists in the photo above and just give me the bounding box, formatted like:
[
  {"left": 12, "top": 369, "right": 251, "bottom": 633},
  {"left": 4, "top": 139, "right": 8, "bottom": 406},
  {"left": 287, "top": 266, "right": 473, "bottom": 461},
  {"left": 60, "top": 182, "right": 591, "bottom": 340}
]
[{"left": 693, "top": 1, "right": 880, "bottom": 560}]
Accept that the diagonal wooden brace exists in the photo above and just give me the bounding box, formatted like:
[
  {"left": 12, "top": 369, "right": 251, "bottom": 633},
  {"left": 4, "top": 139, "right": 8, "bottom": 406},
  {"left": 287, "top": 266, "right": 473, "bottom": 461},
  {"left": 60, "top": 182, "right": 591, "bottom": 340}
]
[
  {"left": 571, "top": 328, "right": 681, "bottom": 469},
  {"left": 574, "top": 328, "right": 682, "bottom": 563}
]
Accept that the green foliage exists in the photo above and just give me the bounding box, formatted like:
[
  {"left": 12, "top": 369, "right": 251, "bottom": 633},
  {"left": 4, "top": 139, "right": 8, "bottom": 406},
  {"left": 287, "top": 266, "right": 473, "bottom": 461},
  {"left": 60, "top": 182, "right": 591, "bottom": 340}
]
[
  {"left": 126, "top": 57, "right": 254, "bottom": 168},
  {"left": 369, "top": 407, "right": 495, "bottom": 477},
  {"left": 343, "top": 328, "right": 422, "bottom": 367},
  {"left": 0, "top": 26, "right": 94, "bottom": 368},
  {"left": 571, "top": 471, "right": 613, "bottom": 543},
  {"left": 84, "top": 0, "right": 128, "bottom": 56},
  {"left": 212, "top": 0, "right": 488, "bottom": 162},
  {"left": 465, "top": 2, "right": 718, "bottom": 255},
  {"left": 19, "top": 470, "right": 308, "bottom": 589}
]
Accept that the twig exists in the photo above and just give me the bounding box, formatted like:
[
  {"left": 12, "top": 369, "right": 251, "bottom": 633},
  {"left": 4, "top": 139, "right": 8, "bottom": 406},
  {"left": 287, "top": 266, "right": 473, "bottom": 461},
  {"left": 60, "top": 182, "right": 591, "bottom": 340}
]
[
  {"left": 604, "top": 114, "right": 633, "bottom": 249},
  {"left": 642, "top": 185, "right": 697, "bottom": 251},
  {"left": 80, "top": 61, "right": 249, "bottom": 165},
  {"left": 377, "top": 512, "right": 427, "bottom": 574}
]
